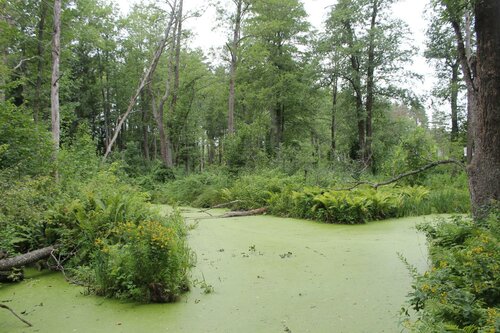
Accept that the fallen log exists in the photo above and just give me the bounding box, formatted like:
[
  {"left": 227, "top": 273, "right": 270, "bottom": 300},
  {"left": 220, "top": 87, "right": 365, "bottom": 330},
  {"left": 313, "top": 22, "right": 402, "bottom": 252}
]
[
  {"left": 0, "top": 246, "right": 56, "bottom": 271},
  {"left": 221, "top": 207, "right": 267, "bottom": 218}
]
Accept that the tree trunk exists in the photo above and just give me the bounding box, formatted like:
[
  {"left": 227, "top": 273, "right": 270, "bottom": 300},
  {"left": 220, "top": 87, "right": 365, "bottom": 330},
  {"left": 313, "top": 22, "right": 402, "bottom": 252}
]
[
  {"left": 34, "top": 0, "right": 47, "bottom": 123},
  {"left": 0, "top": 246, "right": 56, "bottom": 271},
  {"left": 150, "top": 87, "right": 173, "bottom": 168},
  {"left": 468, "top": 0, "right": 500, "bottom": 218},
  {"left": 141, "top": 91, "right": 150, "bottom": 161},
  {"left": 171, "top": 0, "right": 183, "bottom": 111},
  {"left": 330, "top": 75, "right": 338, "bottom": 160},
  {"left": 464, "top": 12, "right": 474, "bottom": 164},
  {"left": 344, "top": 21, "right": 365, "bottom": 161},
  {"left": 228, "top": 0, "right": 244, "bottom": 135},
  {"left": 450, "top": 62, "right": 460, "bottom": 141},
  {"left": 51, "top": 0, "right": 61, "bottom": 175},
  {"left": 365, "top": 0, "right": 379, "bottom": 169}
]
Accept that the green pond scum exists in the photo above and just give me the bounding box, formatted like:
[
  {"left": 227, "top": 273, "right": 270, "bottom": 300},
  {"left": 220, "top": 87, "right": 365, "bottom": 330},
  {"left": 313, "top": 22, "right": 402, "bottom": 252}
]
[{"left": 1, "top": 208, "right": 429, "bottom": 333}]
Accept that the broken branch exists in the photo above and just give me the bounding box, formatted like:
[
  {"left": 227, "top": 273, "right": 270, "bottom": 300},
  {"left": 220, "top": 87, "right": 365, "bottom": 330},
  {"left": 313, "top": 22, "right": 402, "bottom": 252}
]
[
  {"left": 336, "top": 159, "right": 464, "bottom": 191},
  {"left": 0, "top": 304, "right": 32, "bottom": 327}
]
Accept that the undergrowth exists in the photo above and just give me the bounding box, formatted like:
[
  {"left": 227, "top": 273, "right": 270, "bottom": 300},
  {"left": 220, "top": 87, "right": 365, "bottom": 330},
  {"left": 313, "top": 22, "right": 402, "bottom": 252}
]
[
  {"left": 154, "top": 168, "right": 470, "bottom": 224},
  {"left": 403, "top": 211, "right": 500, "bottom": 332}
]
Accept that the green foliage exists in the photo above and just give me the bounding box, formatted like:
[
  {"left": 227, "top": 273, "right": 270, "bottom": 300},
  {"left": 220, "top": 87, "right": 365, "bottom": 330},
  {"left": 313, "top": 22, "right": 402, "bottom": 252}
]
[
  {"left": 0, "top": 102, "right": 52, "bottom": 176},
  {"left": 284, "top": 186, "right": 428, "bottom": 224},
  {"left": 0, "top": 176, "right": 60, "bottom": 254},
  {"left": 383, "top": 127, "right": 438, "bottom": 184},
  {"left": 57, "top": 123, "right": 100, "bottom": 194},
  {"left": 51, "top": 170, "right": 194, "bottom": 302},
  {"left": 222, "top": 169, "right": 303, "bottom": 210},
  {"left": 405, "top": 213, "right": 500, "bottom": 332},
  {"left": 53, "top": 170, "right": 155, "bottom": 266},
  {"left": 88, "top": 212, "right": 192, "bottom": 302},
  {"left": 156, "top": 169, "right": 232, "bottom": 207}
]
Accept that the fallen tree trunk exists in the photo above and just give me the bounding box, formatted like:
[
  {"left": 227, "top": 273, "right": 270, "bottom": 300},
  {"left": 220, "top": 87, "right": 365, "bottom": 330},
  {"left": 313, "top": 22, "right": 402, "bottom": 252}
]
[
  {"left": 0, "top": 246, "right": 56, "bottom": 271},
  {"left": 222, "top": 207, "right": 267, "bottom": 218}
]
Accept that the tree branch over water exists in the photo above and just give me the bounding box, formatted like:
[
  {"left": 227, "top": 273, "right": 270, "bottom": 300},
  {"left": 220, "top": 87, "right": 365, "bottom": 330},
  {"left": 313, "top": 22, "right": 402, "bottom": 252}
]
[{"left": 337, "top": 159, "right": 465, "bottom": 191}]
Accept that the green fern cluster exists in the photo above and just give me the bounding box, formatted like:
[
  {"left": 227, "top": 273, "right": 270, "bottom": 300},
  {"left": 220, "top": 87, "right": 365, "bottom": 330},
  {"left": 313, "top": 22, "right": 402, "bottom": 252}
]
[{"left": 285, "top": 186, "right": 430, "bottom": 224}]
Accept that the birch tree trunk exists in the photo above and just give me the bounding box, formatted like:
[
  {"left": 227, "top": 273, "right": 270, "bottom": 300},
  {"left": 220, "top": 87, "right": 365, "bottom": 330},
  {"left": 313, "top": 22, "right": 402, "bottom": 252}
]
[
  {"left": 34, "top": 0, "right": 47, "bottom": 123},
  {"left": 51, "top": 0, "right": 61, "bottom": 172}
]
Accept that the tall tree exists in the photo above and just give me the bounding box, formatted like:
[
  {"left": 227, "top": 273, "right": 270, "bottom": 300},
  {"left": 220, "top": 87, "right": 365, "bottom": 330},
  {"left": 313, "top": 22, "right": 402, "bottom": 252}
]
[
  {"left": 425, "top": 3, "right": 466, "bottom": 142},
  {"left": 51, "top": 0, "right": 61, "bottom": 166},
  {"left": 103, "top": 1, "right": 177, "bottom": 161},
  {"left": 34, "top": 0, "right": 48, "bottom": 123},
  {"left": 325, "top": 0, "right": 414, "bottom": 168},
  {"left": 226, "top": 0, "right": 250, "bottom": 135},
  {"left": 467, "top": 0, "right": 500, "bottom": 217},
  {"left": 246, "top": 0, "right": 310, "bottom": 153}
]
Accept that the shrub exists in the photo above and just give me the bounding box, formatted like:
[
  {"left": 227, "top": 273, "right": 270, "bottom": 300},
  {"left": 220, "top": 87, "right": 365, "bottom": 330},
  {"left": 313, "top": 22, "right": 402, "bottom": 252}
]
[
  {"left": 155, "top": 169, "right": 232, "bottom": 206},
  {"left": 0, "top": 176, "right": 61, "bottom": 254},
  {"left": 222, "top": 169, "right": 303, "bottom": 210},
  {"left": 405, "top": 213, "right": 500, "bottom": 332},
  {"left": 90, "top": 211, "right": 193, "bottom": 302},
  {"left": 51, "top": 170, "right": 194, "bottom": 302}
]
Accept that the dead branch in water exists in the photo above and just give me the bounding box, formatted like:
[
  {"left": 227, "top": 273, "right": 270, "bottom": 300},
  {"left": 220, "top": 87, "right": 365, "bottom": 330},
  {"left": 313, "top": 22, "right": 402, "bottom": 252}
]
[{"left": 0, "top": 304, "right": 32, "bottom": 327}]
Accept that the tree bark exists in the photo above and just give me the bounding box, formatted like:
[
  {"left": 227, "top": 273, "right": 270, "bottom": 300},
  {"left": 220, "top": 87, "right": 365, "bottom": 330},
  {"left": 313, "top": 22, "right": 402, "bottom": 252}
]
[
  {"left": 228, "top": 0, "right": 245, "bottom": 135},
  {"left": 150, "top": 86, "right": 173, "bottom": 168},
  {"left": 0, "top": 246, "right": 56, "bottom": 271},
  {"left": 337, "top": 159, "right": 464, "bottom": 191},
  {"left": 343, "top": 21, "right": 365, "bottom": 160},
  {"left": 51, "top": 0, "right": 61, "bottom": 168},
  {"left": 450, "top": 62, "right": 459, "bottom": 140},
  {"left": 34, "top": 0, "right": 47, "bottom": 123},
  {"left": 141, "top": 91, "right": 150, "bottom": 161},
  {"left": 365, "top": 0, "right": 379, "bottom": 169},
  {"left": 468, "top": 0, "right": 500, "bottom": 218},
  {"left": 171, "top": 0, "right": 183, "bottom": 111},
  {"left": 330, "top": 75, "right": 338, "bottom": 160},
  {"left": 464, "top": 12, "right": 475, "bottom": 164}
]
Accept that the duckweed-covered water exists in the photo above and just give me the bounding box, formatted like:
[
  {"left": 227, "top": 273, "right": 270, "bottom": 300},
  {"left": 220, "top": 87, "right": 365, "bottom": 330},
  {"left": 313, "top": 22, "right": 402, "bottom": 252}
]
[{"left": 0, "top": 207, "right": 430, "bottom": 333}]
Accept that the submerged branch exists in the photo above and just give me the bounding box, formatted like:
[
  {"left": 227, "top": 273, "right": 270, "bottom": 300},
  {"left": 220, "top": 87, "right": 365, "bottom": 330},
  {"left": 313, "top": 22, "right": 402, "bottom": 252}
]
[{"left": 0, "top": 304, "right": 33, "bottom": 327}]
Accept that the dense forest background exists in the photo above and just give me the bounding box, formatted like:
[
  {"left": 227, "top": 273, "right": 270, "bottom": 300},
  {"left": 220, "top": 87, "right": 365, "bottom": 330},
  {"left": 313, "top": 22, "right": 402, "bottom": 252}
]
[
  {"left": 0, "top": 0, "right": 469, "bottom": 175},
  {"left": 1, "top": 0, "right": 499, "bottom": 331}
]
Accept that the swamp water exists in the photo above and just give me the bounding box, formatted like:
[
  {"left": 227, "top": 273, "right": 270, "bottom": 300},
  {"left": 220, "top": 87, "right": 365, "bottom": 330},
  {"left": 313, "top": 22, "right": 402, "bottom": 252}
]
[{"left": 0, "top": 207, "right": 430, "bottom": 333}]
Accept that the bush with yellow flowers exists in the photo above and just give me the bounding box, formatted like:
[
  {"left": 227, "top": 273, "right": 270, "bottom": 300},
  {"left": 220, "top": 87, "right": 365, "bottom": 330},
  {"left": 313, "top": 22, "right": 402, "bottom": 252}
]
[
  {"left": 90, "top": 210, "right": 193, "bottom": 303},
  {"left": 404, "top": 211, "right": 500, "bottom": 332}
]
